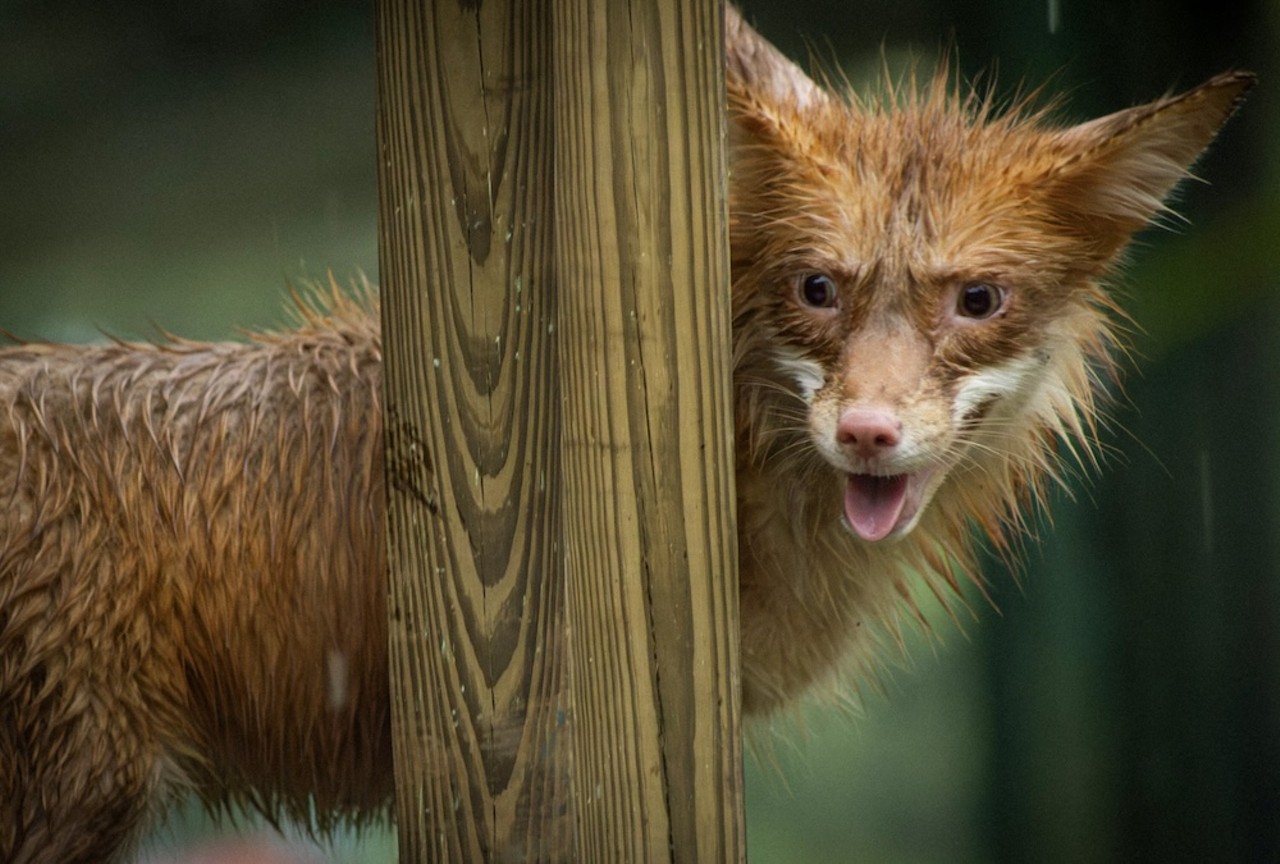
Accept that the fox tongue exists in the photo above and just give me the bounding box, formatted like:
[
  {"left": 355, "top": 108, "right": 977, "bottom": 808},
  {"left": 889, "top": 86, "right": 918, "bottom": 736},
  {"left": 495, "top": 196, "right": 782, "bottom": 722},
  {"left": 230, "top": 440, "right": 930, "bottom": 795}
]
[{"left": 844, "top": 474, "right": 909, "bottom": 542}]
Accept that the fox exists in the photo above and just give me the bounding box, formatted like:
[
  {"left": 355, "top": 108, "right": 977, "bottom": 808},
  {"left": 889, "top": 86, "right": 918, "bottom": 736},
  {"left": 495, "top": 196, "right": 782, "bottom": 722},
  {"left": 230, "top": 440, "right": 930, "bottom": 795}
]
[{"left": 0, "top": 6, "right": 1253, "bottom": 863}]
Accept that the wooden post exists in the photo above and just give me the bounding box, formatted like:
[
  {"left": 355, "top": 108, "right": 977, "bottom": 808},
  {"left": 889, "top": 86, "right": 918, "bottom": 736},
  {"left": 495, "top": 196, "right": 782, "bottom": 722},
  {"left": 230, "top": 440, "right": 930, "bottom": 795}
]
[
  {"left": 375, "top": 0, "right": 741, "bottom": 859},
  {"left": 551, "top": 1, "right": 742, "bottom": 860}
]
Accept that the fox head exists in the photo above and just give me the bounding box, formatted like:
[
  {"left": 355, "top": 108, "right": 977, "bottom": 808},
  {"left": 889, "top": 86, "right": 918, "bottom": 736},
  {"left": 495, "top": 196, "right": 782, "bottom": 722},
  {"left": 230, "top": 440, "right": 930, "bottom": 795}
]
[
  {"left": 724, "top": 11, "right": 1253, "bottom": 713},
  {"left": 725, "top": 10, "right": 1253, "bottom": 552}
]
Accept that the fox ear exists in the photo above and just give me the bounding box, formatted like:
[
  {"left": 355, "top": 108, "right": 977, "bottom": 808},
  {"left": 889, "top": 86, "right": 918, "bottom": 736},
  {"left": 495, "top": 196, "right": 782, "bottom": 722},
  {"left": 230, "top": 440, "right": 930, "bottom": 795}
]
[
  {"left": 725, "top": 5, "right": 827, "bottom": 111},
  {"left": 1042, "top": 71, "right": 1255, "bottom": 259}
]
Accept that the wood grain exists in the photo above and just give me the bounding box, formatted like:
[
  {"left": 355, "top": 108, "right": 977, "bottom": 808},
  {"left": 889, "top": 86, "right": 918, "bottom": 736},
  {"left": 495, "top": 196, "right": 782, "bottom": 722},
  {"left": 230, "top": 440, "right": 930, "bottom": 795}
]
[
  {"left": 376, "top": 0, "right": 740, "bottom": 858},
  {"left": 552, "top": 1, "right": 742, "bottom": 860},
  {"left": 377, "top": 1, "right": 568, "bottom": 858}
]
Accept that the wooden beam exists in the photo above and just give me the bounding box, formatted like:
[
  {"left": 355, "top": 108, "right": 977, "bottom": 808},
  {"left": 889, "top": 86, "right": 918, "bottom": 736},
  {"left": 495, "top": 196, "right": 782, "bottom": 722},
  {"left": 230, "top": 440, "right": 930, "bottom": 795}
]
[
  {"left": 551, "top": 1, "right": 742, "bottom": 860},
  {"left": 375, "top": 0, "right": 740, "bottom": 858}
]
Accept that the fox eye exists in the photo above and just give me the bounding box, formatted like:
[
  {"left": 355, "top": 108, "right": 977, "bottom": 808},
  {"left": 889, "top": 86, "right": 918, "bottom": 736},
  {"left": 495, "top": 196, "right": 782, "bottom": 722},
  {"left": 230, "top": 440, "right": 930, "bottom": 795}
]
[
  {"left": 798, "top": 273, "right": 838, "bottom": 308},
  {"left": 957, "top": 282, "right": 1005, "bottom": 319}
]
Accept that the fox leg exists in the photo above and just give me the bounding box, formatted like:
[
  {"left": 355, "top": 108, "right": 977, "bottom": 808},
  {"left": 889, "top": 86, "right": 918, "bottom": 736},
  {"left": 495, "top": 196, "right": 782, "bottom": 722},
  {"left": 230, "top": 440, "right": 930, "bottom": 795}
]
[
  {"left": 1, "top": 668, "right": 164, "bottom": 864},
  {"left": 1, "top": 553, "right": 166, "bottom": 864},
  {"left": 1, "top": 669, "right": 161, "bottom": 864}
]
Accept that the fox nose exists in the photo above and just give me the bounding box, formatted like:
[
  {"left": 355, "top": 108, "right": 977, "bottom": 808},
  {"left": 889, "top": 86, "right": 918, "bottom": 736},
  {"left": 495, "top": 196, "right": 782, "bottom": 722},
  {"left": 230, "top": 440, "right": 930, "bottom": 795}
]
[{"left": 837, "top": 408, "right": 902, "bottom": 460}]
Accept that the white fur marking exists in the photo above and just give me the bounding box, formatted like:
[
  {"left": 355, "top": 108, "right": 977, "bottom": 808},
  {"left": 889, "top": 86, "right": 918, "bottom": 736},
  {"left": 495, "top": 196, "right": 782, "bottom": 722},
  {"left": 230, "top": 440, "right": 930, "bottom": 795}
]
[
  {"left": 951, "top": 353, "right": 1047, "bottom": 423},
  {"left": 771, "top": 348, "right": 826, "bottom": 402}
]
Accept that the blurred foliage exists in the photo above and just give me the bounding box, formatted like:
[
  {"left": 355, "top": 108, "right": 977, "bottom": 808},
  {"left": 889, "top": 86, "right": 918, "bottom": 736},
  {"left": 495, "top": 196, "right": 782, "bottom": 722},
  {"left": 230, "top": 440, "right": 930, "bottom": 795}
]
[{"left": 1, "top": 0, "right": 1276, "bottom": 861}]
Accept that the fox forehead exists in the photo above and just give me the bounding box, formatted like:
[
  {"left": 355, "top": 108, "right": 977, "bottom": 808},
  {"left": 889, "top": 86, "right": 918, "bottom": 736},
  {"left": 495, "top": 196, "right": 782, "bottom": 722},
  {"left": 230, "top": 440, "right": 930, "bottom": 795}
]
[{"left": 735, "top": 97, "right": 1073, "bottom": 283}]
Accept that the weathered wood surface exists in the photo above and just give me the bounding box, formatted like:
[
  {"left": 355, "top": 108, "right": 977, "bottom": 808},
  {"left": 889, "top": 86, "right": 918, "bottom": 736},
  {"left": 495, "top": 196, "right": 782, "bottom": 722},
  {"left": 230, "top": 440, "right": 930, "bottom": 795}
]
[
  {"left": 375, "top": 0, "right": 740, "bottom": 858},
  {"left": 551, "top": 1, "right": 742, "bottom": 861}
]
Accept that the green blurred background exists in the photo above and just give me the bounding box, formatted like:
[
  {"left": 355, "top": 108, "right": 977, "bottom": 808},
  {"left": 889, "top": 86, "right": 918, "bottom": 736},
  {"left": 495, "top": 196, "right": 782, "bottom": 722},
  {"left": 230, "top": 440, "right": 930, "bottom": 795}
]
[{"left": 1, "top": 0, "right": 1276, "bottom": 861}]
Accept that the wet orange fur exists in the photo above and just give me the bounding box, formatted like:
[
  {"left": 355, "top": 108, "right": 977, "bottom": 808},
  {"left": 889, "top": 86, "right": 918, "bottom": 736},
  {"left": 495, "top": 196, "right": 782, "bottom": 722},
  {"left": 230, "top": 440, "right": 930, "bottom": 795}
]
[
  {"left": 0, "top": 9, "right": 1252, "bottom": 862},
  {"left": 725, "top": 11, "right": 1251, "bottom": 713},
  {"left": 1, "top": 289, "right": 390, "bottom": 862}
]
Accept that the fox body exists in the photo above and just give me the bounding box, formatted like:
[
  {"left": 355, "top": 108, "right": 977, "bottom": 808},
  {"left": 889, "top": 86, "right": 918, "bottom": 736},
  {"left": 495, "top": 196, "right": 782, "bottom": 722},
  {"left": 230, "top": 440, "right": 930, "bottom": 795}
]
[
  {"left": 0, "top": 9, "right": 1252, "bottom": 862},
  {"left": 0, "top": 296, "right": 391, "bottom": 860}
]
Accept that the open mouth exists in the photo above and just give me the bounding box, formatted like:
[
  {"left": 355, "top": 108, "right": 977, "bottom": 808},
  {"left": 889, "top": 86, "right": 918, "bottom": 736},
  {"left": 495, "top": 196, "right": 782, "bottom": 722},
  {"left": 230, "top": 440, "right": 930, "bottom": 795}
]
[{"left": 843, "top": 472, "right": 926, "bottom": 542}]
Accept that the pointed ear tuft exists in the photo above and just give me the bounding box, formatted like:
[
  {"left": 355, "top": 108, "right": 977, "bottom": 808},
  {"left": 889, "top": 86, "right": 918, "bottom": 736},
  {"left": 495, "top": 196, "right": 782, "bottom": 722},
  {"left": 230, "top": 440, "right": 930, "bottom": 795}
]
[
  {"left": 725, "top": 5, "right": 827, "bottom": 110},
  {"left": 1043, "top": 71, "right": 1255, "bottom": 256}
]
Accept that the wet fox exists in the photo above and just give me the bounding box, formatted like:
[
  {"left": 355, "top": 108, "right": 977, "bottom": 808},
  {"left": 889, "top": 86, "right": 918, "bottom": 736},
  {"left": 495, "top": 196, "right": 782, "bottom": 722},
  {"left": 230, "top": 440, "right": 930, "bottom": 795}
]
[
  {"left": 723, "top": 13, "right": 1251, "bottom": 713},
  {"left": 0, "top": 7, "right": 1252, "bottom": 862}
]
